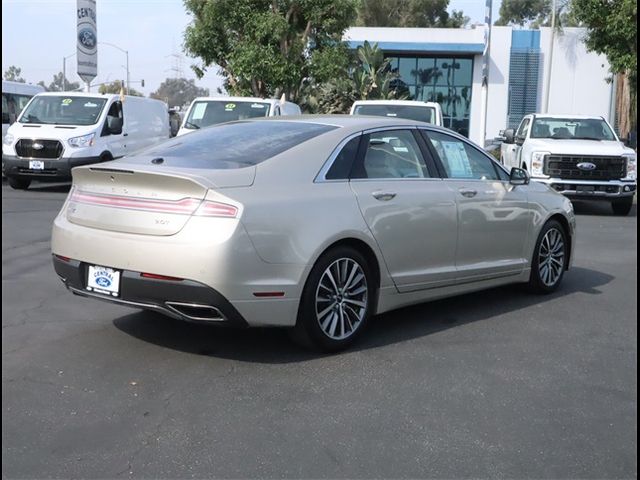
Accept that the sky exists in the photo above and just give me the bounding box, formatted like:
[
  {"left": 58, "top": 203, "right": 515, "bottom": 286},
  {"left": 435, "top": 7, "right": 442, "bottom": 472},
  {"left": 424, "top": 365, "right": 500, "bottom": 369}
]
[{"left": 2, "top": 0, "right": 501, "bottom": 97}]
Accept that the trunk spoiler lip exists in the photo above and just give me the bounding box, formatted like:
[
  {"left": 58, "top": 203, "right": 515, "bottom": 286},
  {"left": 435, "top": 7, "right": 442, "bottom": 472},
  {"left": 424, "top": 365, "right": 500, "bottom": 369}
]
[{"left": 75, "top": 162, "right": 256, "bottom": 189}]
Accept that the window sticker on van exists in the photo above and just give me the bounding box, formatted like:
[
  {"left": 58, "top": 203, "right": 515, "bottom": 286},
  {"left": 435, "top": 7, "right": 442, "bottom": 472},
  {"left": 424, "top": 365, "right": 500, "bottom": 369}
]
[
  {"left": 224, "top": 103, "right": 236, "bottom": 111},
  {"left": 192, "top": 102, "right": 207, "bottom": 120},
  {"left": 84, "top": 102, "right": 99, "bottom": 108},
  {"left": 251, "top": 103, "right": 266, "bottom": 109},
  {"left": 62, "top": 99, "right": 73, "bottom": 105}
]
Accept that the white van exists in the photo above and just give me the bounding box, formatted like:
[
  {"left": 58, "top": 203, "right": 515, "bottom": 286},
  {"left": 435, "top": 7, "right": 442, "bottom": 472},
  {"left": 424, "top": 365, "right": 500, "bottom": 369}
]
[
  {"left": 2, "top": 92, "right": 170, "bottom": 189},
  {"left": 177, "top": 96, "right": 302, "bottom": 136},
  {"left": 2, "top": 81, "right": 45, "bottom": 140},
  {"left": 350, "top": 100, "right": 444, "bottom": 126}
]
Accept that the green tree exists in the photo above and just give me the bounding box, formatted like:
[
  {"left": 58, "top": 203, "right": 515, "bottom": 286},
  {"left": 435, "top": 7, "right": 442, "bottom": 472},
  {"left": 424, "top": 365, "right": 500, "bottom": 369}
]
[
  {"left": 356, "top": 0, "right": 468, "bottom": 28},
  {"left": 37, "top": 72, "right": 80, "bottom": 92},
  {"left": 98, "top": 81, "right": 143, "bottom": 96},
  {"left": 495, "top": 0, "right": 578, "bottom": 28},
  {"left": 571, "top": 0, "right": 636, "bottom": 136},
  {"left": 302, "top": 41, "right": 406, "bottom": 113},
  {"left": 183, "top": 0, "right": 357, "bottom": 102},
  {"left": 352, "top": 41, "right": 406, "bottom": 100},
  {"left": 150, "top": 78, "right": 209, "bottom": 108},
  {"left": 4, "top": 66, "right": 25, "bottom": 82},
  {"left": 572, "top": 0, "right": 636, "bottom": 90}
]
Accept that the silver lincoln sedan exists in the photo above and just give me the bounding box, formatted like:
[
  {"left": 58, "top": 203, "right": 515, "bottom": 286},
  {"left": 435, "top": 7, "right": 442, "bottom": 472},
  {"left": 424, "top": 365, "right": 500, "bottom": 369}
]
[{"left": 52, "top": 116, "right": 576, "bottom": 351}]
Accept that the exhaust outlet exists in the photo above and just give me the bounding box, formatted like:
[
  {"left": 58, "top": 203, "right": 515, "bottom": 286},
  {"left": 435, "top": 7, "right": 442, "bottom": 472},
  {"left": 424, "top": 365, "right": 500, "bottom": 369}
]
[{"left": 164, "top": 302, "right": 226, "bottom": 322}]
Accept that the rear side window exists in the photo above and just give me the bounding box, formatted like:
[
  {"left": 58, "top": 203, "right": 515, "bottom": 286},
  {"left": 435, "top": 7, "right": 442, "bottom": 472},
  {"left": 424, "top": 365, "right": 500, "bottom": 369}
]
[
  {"left": 133, "top": 121, "right": 337, "bottom": 169},
  {"left": 326, "top": 136, "right": 361, "bottom": 180}
]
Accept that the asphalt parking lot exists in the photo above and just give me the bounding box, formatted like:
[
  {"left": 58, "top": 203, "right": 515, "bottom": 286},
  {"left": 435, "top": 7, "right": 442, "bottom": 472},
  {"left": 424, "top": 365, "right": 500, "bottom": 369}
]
[{"left": 2, "top": 182, "right": 637, "bottom": 479}]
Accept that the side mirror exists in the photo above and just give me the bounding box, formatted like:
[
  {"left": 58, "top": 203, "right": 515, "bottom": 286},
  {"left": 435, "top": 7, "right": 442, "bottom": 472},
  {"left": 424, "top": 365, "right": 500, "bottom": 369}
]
[
  {"left": 503, "top": 128, "right": 515, "bottom": 144},
  {"left": 107, "top": 116, "right": 123, "bottom": 135},
  {"left": 510, "top": 167, "right": 529, "bottom": 186}
]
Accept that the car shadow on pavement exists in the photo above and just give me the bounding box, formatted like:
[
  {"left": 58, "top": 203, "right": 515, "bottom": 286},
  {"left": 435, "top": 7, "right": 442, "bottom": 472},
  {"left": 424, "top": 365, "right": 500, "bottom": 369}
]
[
  {"left": 112, "top": 266, "right": 614, "bottom": 363},
  {"left": 572, "top": 200, "right": 637, "bottom": 217},
  {"left": 27, "top": 183, "right": 72, "bottom": 193}
]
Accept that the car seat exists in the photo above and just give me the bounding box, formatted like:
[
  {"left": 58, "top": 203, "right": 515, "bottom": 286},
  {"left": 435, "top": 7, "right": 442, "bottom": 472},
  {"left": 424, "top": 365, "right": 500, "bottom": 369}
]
[{"left": 364, "top": 148, "right": 400, "bottom": 178}]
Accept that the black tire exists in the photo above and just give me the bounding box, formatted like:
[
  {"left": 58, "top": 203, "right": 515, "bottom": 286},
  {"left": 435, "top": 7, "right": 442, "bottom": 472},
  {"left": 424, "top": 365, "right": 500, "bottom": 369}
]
[
  {"left": 611, "top": 197, "right": 633, "bottom": 216},
  {"left": 290, "top": 246, "right": 375, "bottom": 352},
  {"left": 528, "top": 219, "right": 568, "bottom": 294},
  {"left": 8, "top": 177, "right": 31, "bottom": 190}
]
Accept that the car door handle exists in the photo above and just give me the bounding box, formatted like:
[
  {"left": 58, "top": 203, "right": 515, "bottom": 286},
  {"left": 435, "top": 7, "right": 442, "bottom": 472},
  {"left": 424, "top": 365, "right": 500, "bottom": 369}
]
[
  {"left": 458, "top": 188, "right": 478, "bottom": 198},
  {"left": 123, "top": 133, "right": 128, "bottom": 137},
  {"left": 372, "top": 191, "right": 397, "bottom": 201}
]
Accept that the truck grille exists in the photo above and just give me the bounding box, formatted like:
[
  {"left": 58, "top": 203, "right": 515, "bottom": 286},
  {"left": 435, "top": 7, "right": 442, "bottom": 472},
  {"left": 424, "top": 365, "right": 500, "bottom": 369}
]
[
  {"left": 543, "top": 155, "right": 627, "bottom": 181},
  {"left": 15, "top": 139, "right": 63, "bottom": 159}
]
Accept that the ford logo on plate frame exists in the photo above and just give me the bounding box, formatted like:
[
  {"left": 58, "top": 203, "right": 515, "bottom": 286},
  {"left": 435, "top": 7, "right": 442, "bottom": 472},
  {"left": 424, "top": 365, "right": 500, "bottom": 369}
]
[{"left": 576, "top": 162, "right": 597, "bottom": 171}]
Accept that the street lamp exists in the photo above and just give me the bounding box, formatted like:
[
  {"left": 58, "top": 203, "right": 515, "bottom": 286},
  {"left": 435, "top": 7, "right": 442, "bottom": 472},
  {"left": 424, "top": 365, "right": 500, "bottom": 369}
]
[
  {"left": 99, "top": 42, "right": 129, "bottom": 94},
  {"left": 62, "top": 52, "right": 76, "bottom": 91}
]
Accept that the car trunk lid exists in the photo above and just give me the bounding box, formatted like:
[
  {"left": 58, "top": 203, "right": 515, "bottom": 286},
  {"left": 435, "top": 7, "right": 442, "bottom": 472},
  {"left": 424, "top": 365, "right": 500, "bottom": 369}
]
[{"left": 67, "top": 162, "right": 253, "bottom": 236}]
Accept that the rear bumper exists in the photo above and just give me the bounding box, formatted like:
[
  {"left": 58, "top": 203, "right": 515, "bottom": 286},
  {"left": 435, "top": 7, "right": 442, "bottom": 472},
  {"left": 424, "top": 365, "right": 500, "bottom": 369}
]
[
  {"left": 53, "top": 255, "right": 250, "bottom": 327},
  {"left": 2, "top": 154, "right": 101, "bottom": 181},
  {"left": 534, "top": 178, "right": 637, "bottom": 200},
  {"left": 51, "top": 210, "right": 306, "bottom": 327}
]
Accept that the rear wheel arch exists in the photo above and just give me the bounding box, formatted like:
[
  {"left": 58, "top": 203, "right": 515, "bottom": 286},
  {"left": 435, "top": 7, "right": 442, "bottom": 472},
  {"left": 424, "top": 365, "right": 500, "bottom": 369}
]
[{"left": 312, "top": 238, "right": 381, "bottom": 294}]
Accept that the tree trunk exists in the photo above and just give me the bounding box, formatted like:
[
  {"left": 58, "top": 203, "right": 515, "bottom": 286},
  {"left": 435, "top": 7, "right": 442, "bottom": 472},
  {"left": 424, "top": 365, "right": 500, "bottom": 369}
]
[{"left": 615, "top": 72, "right": 631, "bottom": 139}]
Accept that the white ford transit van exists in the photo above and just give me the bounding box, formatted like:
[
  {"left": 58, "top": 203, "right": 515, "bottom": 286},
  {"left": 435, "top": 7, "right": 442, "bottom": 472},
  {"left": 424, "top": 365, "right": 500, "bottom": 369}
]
[
  {"left": 177, "top": 96, "right": 302, "bottom": 136},
  {"left": 2, "top": 92, "right": 170, "bottom": 189},
  {"left": 350, "top": 100, "right": 444, "bottom": 127}
]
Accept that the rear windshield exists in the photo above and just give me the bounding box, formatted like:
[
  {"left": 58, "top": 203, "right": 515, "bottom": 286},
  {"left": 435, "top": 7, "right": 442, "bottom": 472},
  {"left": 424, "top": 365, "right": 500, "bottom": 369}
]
[
  {"left": 131, "top": 121, "right": 337, "bottom": 169},
  {"left": 183, "top": 100, "right": 271, "bottom": 130},
  {"left": 354, "top": 104, "right": 436, "bottom": 124}
]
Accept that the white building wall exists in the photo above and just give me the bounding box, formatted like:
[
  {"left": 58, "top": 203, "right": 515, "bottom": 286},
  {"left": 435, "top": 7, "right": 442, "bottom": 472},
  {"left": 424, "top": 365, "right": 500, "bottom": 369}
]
[
  {"left": 343, "top": 26, "right": 614, "bottom": 143},
  {"left": 539, "top": 27, "right": 612, "bottom": 120},
  {"left": 344, "top": 26, "right": 485, "bottom": 45},
  {"left": 469, "top": 26, "right": 513, "bottom": 145}
]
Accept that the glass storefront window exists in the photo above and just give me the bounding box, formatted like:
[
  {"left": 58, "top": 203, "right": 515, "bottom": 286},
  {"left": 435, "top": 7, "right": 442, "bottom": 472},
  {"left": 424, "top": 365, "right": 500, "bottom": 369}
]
[
  {"left": 385, "top": 54, "right": 474, "bottom": 138},
  {"left": 399, "top": 58, "right": 417, "bottom": 85}
]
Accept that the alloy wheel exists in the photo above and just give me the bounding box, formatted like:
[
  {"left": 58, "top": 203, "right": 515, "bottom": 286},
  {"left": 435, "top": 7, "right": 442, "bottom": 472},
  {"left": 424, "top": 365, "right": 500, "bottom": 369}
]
[
  {"left": 538, "top": 227, "right": 565, "bottom": 287},
  {"left": 315, "top": 258, "right": 368, "bottom": 340}
]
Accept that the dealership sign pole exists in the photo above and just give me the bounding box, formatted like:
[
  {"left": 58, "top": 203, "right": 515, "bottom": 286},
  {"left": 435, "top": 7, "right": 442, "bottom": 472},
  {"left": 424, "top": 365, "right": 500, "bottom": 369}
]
[{"left": 77, "top": 0, "right": 97, "bottom": 92}]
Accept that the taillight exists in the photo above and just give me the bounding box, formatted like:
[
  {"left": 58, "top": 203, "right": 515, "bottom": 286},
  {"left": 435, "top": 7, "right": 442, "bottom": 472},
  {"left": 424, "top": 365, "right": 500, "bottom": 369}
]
[
  {"left": 193, "top": 200, "right": 238, "bottom": 218},
  {"left": 70, "top": 190, "right": 201, "bottom": 214},
  {"left": 54, "top": 254, "right": 71, "bottom": 262},
  {"left": 69, "top": 190, "right": 238, "bottom": 218}
]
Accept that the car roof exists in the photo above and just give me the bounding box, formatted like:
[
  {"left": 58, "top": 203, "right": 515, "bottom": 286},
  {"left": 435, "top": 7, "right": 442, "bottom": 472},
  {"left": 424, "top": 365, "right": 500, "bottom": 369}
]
[
  {"left": 190, "top": 96, "right": 294, "bottom": 106},
  {"left": 240, "top": 114, "right": 454, "bottom": 135},
  {"left": 352, "top": 100, "right": 440, "bottom": 108},
  {"left": 531, "top": 113, "right": 606, "bottom": 120}
]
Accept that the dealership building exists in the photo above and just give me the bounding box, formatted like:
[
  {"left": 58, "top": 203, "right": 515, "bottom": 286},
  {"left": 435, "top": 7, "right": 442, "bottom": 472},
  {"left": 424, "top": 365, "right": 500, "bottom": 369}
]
[{"left": 344, "top": 26, "right": 615, "bottom": 146}]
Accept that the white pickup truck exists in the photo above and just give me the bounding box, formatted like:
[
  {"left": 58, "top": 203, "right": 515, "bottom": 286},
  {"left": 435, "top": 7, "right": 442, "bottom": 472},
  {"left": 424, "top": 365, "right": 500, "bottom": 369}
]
[
  {"left": 501, "top": 114, "right": 637, "bottom": 215},
  {"left": 350, "top": 100, "right": 444, "bottom": 126}
]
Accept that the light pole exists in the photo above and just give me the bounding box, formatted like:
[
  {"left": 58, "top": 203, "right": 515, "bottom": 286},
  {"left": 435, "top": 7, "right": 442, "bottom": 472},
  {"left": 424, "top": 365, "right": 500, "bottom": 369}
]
[
  {"left": 543, "top": 0, "right": 557, "bottom": 113},
  {"left": 99, "top": 42, "right": 129, "bottom": 94},
  {"left": 62, "top": 52, "right": 76, "bottom": 91}
]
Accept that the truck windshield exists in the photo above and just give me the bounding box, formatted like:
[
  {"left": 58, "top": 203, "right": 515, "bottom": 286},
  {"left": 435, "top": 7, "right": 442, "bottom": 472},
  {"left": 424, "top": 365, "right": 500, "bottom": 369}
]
[
  {"left": 353, "top": 104, "right": 436, "bottom": 124},
  {"left": 18, "top": 96, "right": 107, "bottom": 126},
  {"left": 530, "top": 118, "right": 616, "bottom": 141},
  {"left": 183, "top": 100, "right": 271, "bottom": 130}
]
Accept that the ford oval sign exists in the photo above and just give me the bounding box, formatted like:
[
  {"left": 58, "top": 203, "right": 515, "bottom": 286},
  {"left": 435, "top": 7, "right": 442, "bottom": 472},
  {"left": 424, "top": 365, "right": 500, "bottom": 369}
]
[
  {"left": 95, "top": 276, "right": 112, "bottom": 288},
  {"left": 78, "top": 28, "right": 97, "bottom": 50},
  {"left": 577, "top": 162, "right": 597, "bottom": 171}
]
